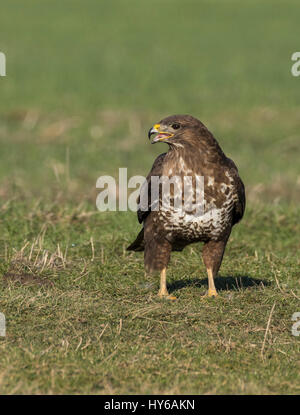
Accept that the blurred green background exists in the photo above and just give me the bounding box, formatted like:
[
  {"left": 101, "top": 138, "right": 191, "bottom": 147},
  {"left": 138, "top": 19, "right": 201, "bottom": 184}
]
[{"left": 0, "top": 0, "right": 299, "bottom": 203}]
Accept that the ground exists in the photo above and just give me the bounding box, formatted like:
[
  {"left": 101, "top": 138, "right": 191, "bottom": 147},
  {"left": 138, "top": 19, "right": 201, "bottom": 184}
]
[{"left": 0, "top": 0, "right": 299, "bottom": 394}]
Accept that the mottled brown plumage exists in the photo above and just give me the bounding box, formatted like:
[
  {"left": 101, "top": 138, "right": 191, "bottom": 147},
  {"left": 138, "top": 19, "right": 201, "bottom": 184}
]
[{"left": 127, "top": 115, "right": 245, "bottom": 299}]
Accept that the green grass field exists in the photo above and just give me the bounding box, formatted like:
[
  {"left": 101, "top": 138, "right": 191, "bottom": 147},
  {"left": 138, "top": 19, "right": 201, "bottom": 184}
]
[{"left": 0, "top": 0, "right": 299, "bottom": 394}]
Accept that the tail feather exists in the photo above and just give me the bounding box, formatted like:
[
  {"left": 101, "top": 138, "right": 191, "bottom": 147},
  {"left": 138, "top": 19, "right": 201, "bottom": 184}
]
[{"left": 127, "top": 228, "right": 145, "bottom": 251}]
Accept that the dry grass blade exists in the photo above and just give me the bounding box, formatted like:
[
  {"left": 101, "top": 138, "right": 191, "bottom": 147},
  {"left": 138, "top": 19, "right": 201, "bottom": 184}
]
[{"left": 260, "top": 302, "right": 276, "bottom": 360}]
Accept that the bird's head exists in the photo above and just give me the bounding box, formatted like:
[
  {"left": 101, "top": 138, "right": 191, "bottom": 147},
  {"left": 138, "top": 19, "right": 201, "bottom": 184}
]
[{"left": 148, "top": 115, "right": 206, "bottom": 147}]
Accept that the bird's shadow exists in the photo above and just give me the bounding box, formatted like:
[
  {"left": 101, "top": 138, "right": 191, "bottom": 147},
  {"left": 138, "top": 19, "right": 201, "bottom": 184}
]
[{"left": 168, "top": 275, "right": 271, "bottom": 294}]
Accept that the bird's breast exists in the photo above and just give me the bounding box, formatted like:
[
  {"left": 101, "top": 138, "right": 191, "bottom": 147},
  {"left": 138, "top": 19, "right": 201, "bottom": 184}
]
[{"left": 155, "top": 159, "right": 237, "bottom": 241}]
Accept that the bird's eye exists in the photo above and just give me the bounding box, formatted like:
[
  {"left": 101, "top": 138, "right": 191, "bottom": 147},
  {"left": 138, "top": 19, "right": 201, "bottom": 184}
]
[{"left": 172, "top": 123, "right": 180, "bottom": 130}]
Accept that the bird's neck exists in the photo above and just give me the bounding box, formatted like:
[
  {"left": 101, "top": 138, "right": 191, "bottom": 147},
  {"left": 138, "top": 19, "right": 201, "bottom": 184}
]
[{"left": 167, "top": 139, "right": 226, "bottom": 166}]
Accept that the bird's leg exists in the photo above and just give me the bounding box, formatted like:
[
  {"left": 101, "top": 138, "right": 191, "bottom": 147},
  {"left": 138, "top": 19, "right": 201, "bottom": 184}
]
[
  {"left": 158, "top": 268, "right": 176, "bottom": 300},
  {"left": 158, "top": 268, "right": 168, "bottom": 297},
  {"left": 207, "top": 267, "right": 218, "bottom": 297},
  {"left": 144, "top": 237, "right": 175, "bottom": 300},
  {"left": 202, "top": 239, "right": 228, "bottom": 298}
]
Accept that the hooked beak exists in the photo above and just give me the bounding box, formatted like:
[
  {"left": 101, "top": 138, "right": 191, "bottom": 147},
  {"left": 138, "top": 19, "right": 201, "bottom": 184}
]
[{"left": 148, "top": 124, "right": 174, "bottom": 144}]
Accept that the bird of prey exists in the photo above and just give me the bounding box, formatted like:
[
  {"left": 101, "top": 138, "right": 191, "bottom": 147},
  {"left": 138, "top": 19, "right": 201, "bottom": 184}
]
[{"left": 127, "top": 115, "right": 245, "bottom": 299}]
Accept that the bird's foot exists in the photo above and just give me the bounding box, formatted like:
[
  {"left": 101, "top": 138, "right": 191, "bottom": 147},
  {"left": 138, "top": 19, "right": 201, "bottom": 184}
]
[
  {"left": 158, "top": 290, "right": 177, "bottom": 301},
  {"left": 205, "top": 288, "right": 218, "bottom": 298}
]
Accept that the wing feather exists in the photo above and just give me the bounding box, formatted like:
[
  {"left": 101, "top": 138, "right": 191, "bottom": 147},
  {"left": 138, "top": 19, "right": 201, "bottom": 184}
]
[
  {"left": 137, "top": 152, "right": 166, "bottom": 223},
  {"left": 225, "top": 157, "right": 246, "bottom": 225}
]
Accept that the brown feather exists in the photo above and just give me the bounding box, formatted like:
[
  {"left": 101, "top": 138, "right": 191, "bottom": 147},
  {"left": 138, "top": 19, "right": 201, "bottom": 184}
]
[{"left": 127, "top": 115, "right": 246, "bottom": 276}]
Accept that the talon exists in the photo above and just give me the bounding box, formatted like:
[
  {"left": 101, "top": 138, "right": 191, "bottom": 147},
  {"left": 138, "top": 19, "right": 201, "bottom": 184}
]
[
  {"left": 158, "top": 292, "right": 177, "bottom": 301},
  {"left": 207, "top": 289, "right": 218, "bottom": 297}
]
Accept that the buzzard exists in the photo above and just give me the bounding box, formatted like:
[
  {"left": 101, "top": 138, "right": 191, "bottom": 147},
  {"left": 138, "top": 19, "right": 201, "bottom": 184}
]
[{"left": 127, "top": 115, "right": 245, "bottom": 299}]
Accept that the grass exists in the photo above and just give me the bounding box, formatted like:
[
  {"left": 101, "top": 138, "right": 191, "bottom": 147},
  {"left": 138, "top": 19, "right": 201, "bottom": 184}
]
[{"left": 0, "top": 0, "right": 299, "bottom": 394}]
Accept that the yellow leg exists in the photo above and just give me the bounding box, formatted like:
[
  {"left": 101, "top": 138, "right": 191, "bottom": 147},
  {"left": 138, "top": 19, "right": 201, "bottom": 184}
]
[
  {"left": 207, "top": 268, "right": 218, "bottom": 297},
  {"left": 158, "top": 268, "right": 176, "bottom": 300}
]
